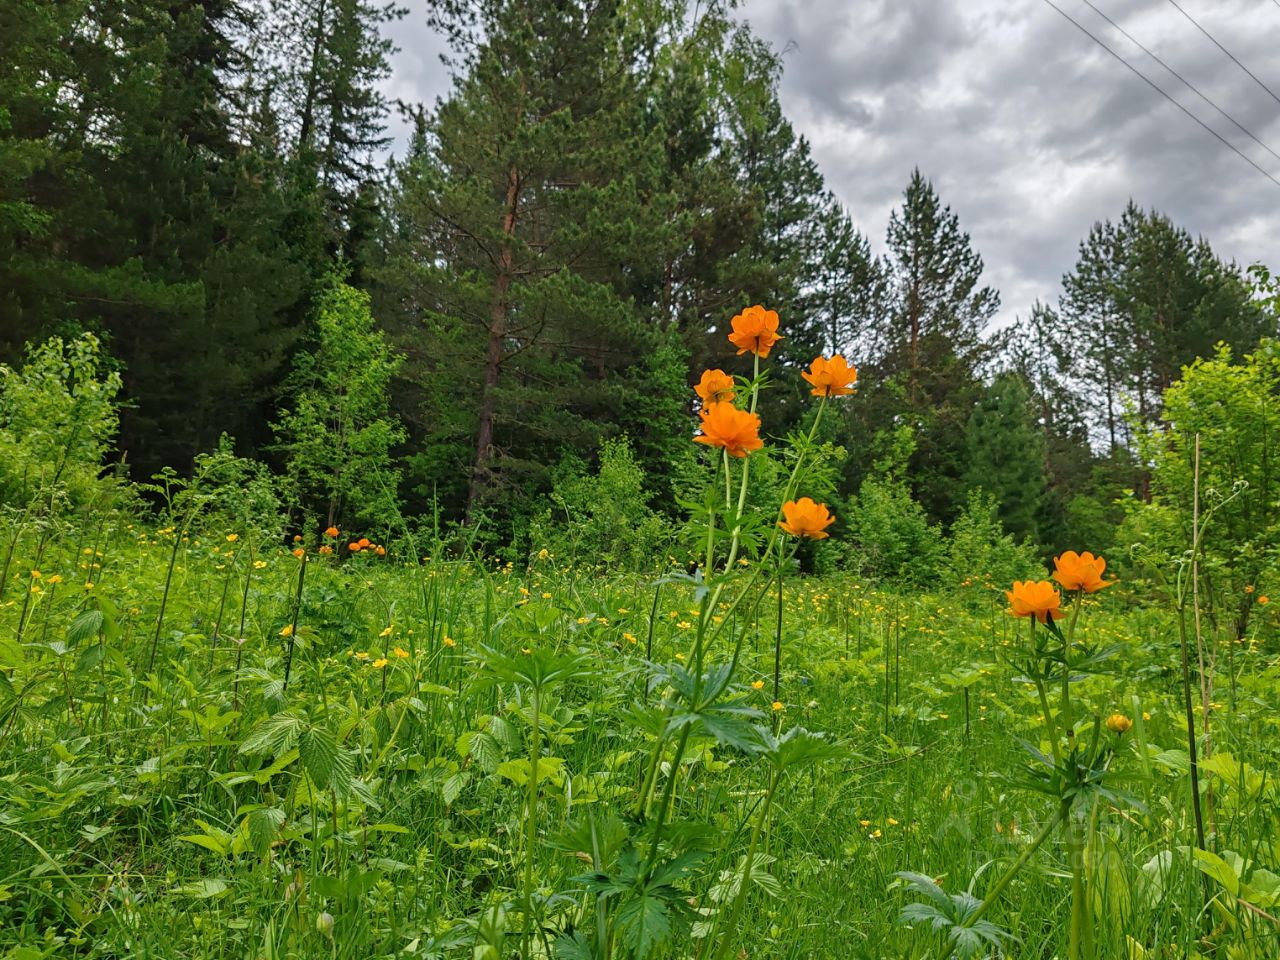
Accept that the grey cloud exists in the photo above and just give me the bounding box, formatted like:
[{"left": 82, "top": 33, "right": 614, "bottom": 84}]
[{"left": 747, "top": 0, "right": 1280, "bottom": 324}]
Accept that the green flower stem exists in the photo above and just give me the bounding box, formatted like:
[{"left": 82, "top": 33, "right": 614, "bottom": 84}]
[
  {"left": 964, "top": 805, "right": 1065, "bottom": 930},
  {"left": 1065, "top": 797, "right": 1093, "bottom": 960},
  {"left": 282, "top": 547, "right": 309, "bottom": 693},
  {"left": 1062, "top": 589, "right": 1083, "bottom": 742},
  {"left": 705, "top": 771, "right": 780, "bottom": 960},
  {"left": 644, "top": 724, "right": 692, "bottom": 864},
  {"left": 521, "top": 684, "right": 543, "bottom": 960}
]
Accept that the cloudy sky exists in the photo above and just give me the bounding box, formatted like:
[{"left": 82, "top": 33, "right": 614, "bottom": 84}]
[{"left": 383, "top": 0, "right": 1280, "bottom": 327}]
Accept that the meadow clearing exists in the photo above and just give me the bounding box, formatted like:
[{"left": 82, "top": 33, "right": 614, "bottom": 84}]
[
  {"left": 2, "top": 315, "right": 1278, "bottom": 960},
  {"left": 7, "top": 0, "right": 1280, "bottom": 955}
]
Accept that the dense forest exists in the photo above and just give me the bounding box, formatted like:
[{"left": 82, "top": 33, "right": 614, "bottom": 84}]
[{"left": 2, "top": 0, "right": 1273, "bottom": 560}]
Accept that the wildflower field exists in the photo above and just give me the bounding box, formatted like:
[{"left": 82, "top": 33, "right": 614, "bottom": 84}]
[{"left": 3, "top": 309, "right": 1280, "bottom": 960}]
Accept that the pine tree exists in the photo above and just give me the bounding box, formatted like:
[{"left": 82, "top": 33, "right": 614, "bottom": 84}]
[
  {"left": 379, "top": 0, "right": 689, "bottom": 527},
  {"left": 855, "top": 170, "right": 998, "bottom": 522},
  {"left": 1060, "top": 201, "right": 1269, "bottom": 455}
]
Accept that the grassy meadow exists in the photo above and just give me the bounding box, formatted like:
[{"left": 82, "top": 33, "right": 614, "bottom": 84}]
[
  {"left": 2, "top": 515, "right": 1278, "bottom": 959},
  {"left": 7, "top": 1, "right": 1280, "bottom": 956}
]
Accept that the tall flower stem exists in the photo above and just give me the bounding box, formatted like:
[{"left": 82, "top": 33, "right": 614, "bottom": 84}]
[
  {"left": 1029, "top": 619, "right": 1062, "bottom": 767},
  {"left": 282, "top": 548, "right": 308, "bottom": 692},
  {"left": 1062, "top": 590, "right": 1083, "bottom": 743},
  {"left": 964, "top": 806, "right": 1064, "bottom": 930},
  {"left": 705, "top": 771, "right": 780, "bottom": 960},
  {"left": 521, "top": 684, "right": 543, "bottom": 960}
]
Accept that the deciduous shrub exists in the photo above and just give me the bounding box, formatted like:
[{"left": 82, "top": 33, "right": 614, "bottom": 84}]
[{"left": 0, "top": 333, "right": 122, "bottom": 509}]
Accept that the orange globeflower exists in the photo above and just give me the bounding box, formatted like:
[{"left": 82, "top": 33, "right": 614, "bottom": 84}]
[
  {"left": 694, "top": 402, "right": 763, "bottom": 458},
  {"left": 348, "top": 542, "right": 362, "bottom": 552},
  {"left": 318, "top": 544, "right": 333, "bottom": 555},
  {"left": 801, "top": 355, "right": 858, "bottom": 397},
  {"left": 1005, "top": 580, "right": 1063, "bottom": 623},
  {"left": 324, "top": 526, "right": 339, "bottom": 538},
  {"left": 695, "top": 368, "right": 736, "bottom": 405},
  {"left": 1052, "top": 551, "right": 1113, "bottom": 593},
  {"left": 292, "top": 547, "right": 305, "bottom": 559},
  {"left": 727, "top": 305, "right": 783, "bottom": 358},
  {"left": 779, "top": 498, "right": 835, "bottom": 539}
]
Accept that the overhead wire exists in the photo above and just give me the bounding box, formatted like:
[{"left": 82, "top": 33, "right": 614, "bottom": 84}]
[
  {"left": 1077, "top": 0, "right": 1280, "bottom": 165},
  {"left": 1164, "top": 0, "right": 1280, "bottom": 107},
  {"left": 1038, "top": 0, "right": 1280, "bottom": 190}
]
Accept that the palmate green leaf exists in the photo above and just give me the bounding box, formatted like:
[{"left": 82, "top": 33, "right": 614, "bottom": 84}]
[
  {"left": 66, "top": 609, "right": 103, "bottom": 647},
  {"left": 655, "top": 661, "right": 735, "bottom": 709},
  {"left": 554, "top": 931, "right": 598, "bottom": 960},
  {"left": 615, "top": 891, "right": 673, "bottom": 960},
  {"left": 550, "top": 811, "right": 629, "bottom": 866},
  {"left": 755, "top": 725, "right": 845, "bottom": 773},
  {"left": 239, "top": 711, "right": 304, "bottom": 757},
  {"left": 895, "top": 871, "right": 1016, "bottom": 959},
  {"left": 471, "top": 644, "right": 594, "bottom": 692},
  {"left": 495, "top": 756, "right": 565, "bottom": 787},
  {"left": 685, "top": 709, "right": 761, "bottom": 753},
  {"left": 708, "top": 852, "right": 781, "bottom": 903},
  {"left": 298, "top": 727, "right": 340, "bottom": 789}
]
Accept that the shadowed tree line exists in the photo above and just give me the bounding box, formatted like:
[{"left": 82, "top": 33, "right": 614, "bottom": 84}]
[{"left": 1, "top": 0, "right": 1270, "bottom": 552}]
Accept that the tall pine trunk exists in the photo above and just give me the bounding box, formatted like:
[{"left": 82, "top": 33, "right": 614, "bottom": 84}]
[
  {"left": 466, "top": 162, "right": 521, "bottom": 521},
  {"left": 297, "top": 0, "right": 329, "bottom": 152}
]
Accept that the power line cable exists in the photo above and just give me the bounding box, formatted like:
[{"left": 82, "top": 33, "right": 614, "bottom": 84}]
[
  {"left": 1039, "top": 0, "right": 1280, "bottom": 189},
  {"left": 1164, "top": 0, "right": 1280, "bottom": 107},
  {"left": 1077, "top": 0, "right": 1280, "bottom": 164}
]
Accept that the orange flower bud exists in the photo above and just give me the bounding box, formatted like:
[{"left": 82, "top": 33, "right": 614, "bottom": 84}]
[{"left": 1105, "top": 713, "right": 1133, "bottom": 734}]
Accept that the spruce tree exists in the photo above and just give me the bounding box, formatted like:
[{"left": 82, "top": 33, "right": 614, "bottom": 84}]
[{"left": 963, "top": 372, "right": 1049, "bottom": 546}]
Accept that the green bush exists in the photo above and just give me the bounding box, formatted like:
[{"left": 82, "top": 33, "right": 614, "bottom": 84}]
[
  {"left": 188, "top": 435, "right": 288, "bottom": 543},
  {"left": 0, "top": 333, "right": 123, "bottom": 509},
  {"left": 272, "top": 270, "right": 405, "bottom": 532},
  {"left": 525, "top": 437, "right": 672, "bottom": 571},
  {"left": 943, "top": 489, "right": 1042, "bottom": 593},
  {"left": 845, "top": 475, "right": 943, "bottom": 585}
]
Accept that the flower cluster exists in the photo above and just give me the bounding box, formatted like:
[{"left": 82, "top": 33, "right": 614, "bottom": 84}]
[
  {"left": 692, "top": 304, "right": 857, "bottom": 539},
  {"left": 347, "top": 537, "right": 387, "bottom": 556}
]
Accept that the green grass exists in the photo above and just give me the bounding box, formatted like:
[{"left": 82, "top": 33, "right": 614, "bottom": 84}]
[{"left": 1, "top": 520, "right": 1278, "bottom": 959}]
